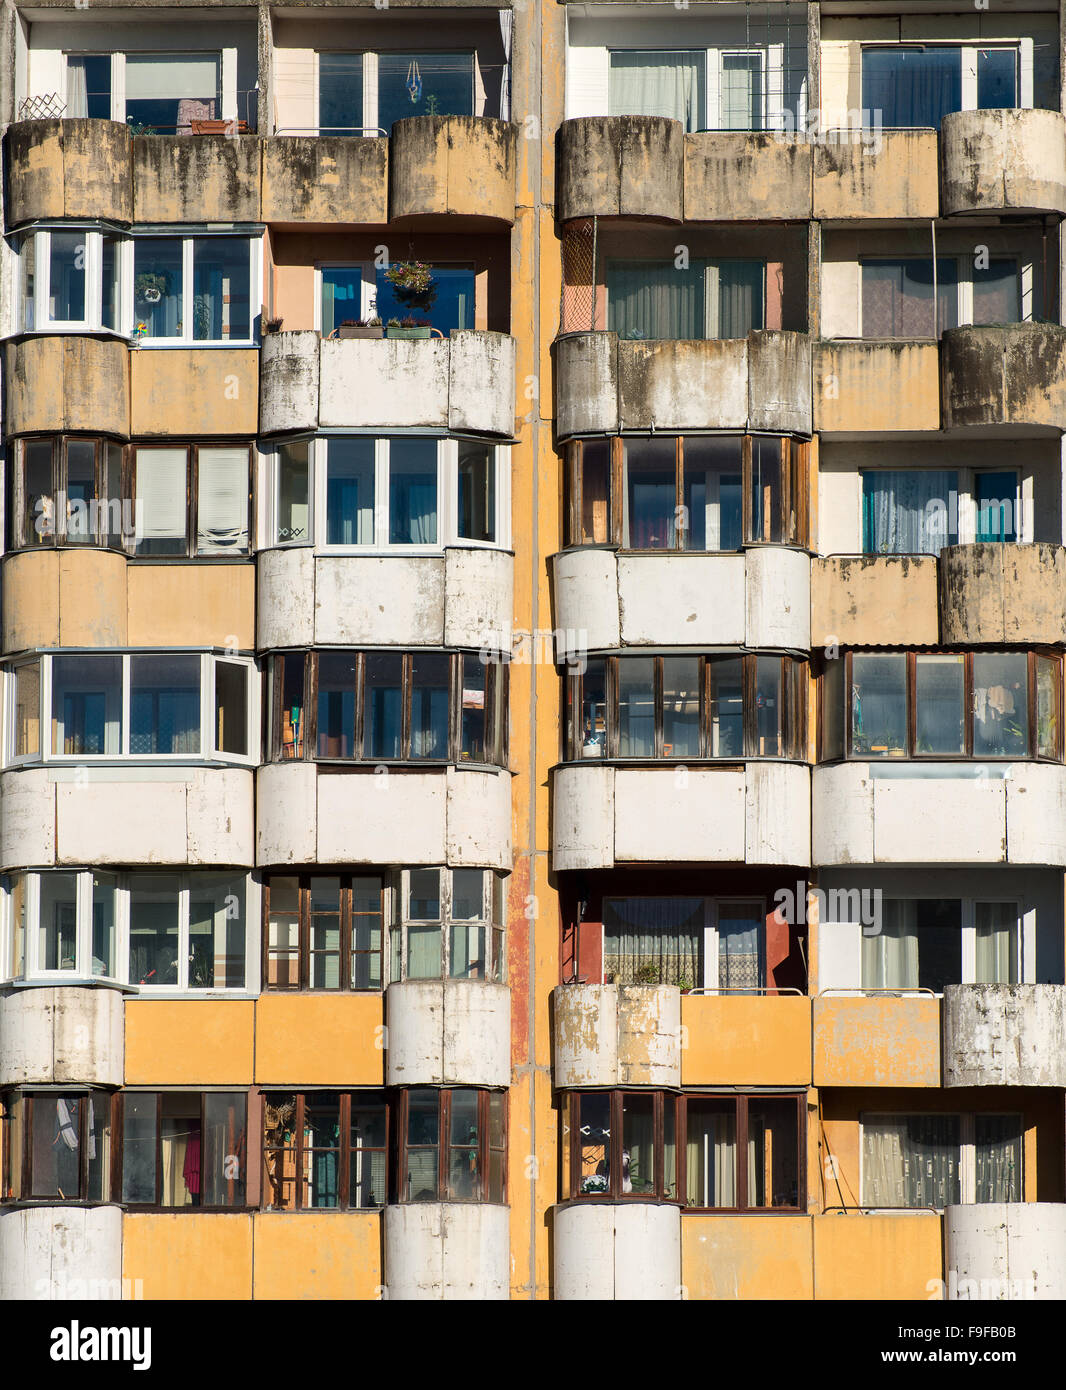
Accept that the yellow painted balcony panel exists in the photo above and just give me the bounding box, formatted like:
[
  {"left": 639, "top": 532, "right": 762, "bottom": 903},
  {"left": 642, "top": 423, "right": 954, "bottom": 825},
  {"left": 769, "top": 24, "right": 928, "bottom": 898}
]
[
  {"left": 682, "top": 1215, "right": 814, "bottom": 1300},
  {"left": 557, "top": 116, "right": 683, "bottom": 223},
  {"left": 123, "top": 1214, "right": 252, "bottom": 1300},
  {"left": 681, "top": 995, "right": 812, "bottom": 1087},
  {"left": 5, "top": 336, "right": 130, "bottom": 437},
  {"left": 389, "top": 116, "right": 517, "bottom": 226},
  {"left": 262, "top": 136, "right": 388, "bottom": 225},
  {"left": 814, "top": 341, "right": 940, "bottom": 434},
  {"left": 124, "top": 1000, "right": 254, "bottom": 1085},
  {"left": 127, "top": 562, "right": 255, "bottom": 649},
  {"left": 941, "top": 109, "right": 1066, "bottom": 217},
  {"left": 133, "top": 134, "right": 261, "bottom": 224},
  {"left": 4, "top": 119, "right": 132, "bottom": 226},
  {"left": 129, "top": 349, "right": 258, "bottom": 437},
  {"left": 811, "top": 555, "right": 939, "bottom": 649},
  {"left": 253, "top": 1212, "right": 383, "bottom": 1300},
  {"left": 2, "top": 549, "right": 127, "bottom": 654},
  {"left": 684, "top": 132, "right": 812, "bottom": 221},
  {"left": 813, "top": 996, "right": 941, "bottom": 1088},
  {"left": 813, "top": 130, "right": 938, "bottom": 221},
  {"left": 939, "top": 543, "right": 1066, "bottom": 646},
  {"left": 812, "top": 1213, "right": 943, "bottom": 1300},
  {"left": 254, "top": 994, "right": 386, "bottom": 1085},
  {"left": 941, "top": 324, "right": 1066, "bottom": 431}
]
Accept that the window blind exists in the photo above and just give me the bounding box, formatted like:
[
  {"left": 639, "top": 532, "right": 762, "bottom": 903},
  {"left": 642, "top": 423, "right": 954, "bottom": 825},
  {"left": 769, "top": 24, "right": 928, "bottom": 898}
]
[
  {"left": 135, "top": 449, "right": 187, "bottom": 549},
  {"left": 197, "top": 448, "right": 249, "bottom": 553}
]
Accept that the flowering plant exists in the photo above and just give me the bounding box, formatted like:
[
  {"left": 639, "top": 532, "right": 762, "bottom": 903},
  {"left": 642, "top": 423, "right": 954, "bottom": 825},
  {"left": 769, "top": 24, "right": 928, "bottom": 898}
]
[{"left": 384, "top": 260, "right": 437, "bottom": 309}]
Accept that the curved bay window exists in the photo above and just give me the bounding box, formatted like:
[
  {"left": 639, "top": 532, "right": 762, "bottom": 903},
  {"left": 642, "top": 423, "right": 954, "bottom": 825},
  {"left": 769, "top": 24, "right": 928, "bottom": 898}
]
[
  {"left": 821, "top": 651, "right": 1062, "bottom": 762},
  {"left": 567, "top": 653, "right": 805, "bottom": 761},
  {"left": 398, "top": 1088, "right": 507, "bottom": 1204},
  {"left": 262, "top": 1091, "right": 388, "bottom": 1211},
  {"left": 1, "top": 1090, "right": 113, "bottom": 1203},
  {"left": 19, "top": 226, "right": 124, "bottom": 333},
  {"left": 268, "top": 649, "right": 508, "bottom": 768},
  {"left": 9, "top": 436, "right": 125, "bottom": 550},
  {"left": 565, "top": 1091, "right": 804, "bottom": 1211},
  {"left": 565, "top": 434, "right": 809, "bottom": 550}
]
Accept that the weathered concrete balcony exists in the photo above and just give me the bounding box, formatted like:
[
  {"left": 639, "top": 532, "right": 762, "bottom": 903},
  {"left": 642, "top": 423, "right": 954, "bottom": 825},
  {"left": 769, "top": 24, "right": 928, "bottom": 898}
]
[
  {"left": 262, "top": 136, "right": 387, "bottom": 224},
  {"left": 811, "top": 556, "right": 939, "bottom": 649},
  {"left": 811, "top": 1214, "right": 943, "bottom": 1301},
  {"left": 684, "top": 131, "right": 812, "bottom": 220},
  {"left": 132, "top": 134, "right": 261, "bottom": 222},
  {"left": 812, "top": 130, "right": 938, "bottom": 221},
  {"left": 941, "top": 109, "right": 1066, "bottom": 217},
  {"left": 813, "top": 995, "right": 941, "bottom": 1087},
  {"left": 552, "top": 762, "right": 810, "bottom": 871},
  {"left": 0, "top": 766, "right": 255, "bottom": 871},
  {"left": 555, "top": 330, "right": 811, "bottom": 441},
  {"left": 256, "top": 763, "right": 512, "bottom": 870},
  {"left": 941, "top": 324, "right": 1066, "bottom": 431},
  {"left": 944, "top": 1205, "right": 1066, "bottom": 1300},
  {"left": 130, "top": 348, "right": 259, "bottom": 436},
  {"left": 813, "top": 762, "right": 1066, "bottom": 867},
  {"left": 385, "top": 1204, "right": 510, "bottom": 1300},
  {"left": 557, "top": 116, "right": 684, "bottom": 223},
  {"left": 3, "top": 552, "right": 255, "bottom": 655},
  {"left": 939, "top": 544, "right": 1066, "bottom": 645},
  {"left": 259, "top": 329, "right": 515, "bottom": 436},
  {"left": 943, "top": 984, "right": 1066, "bottom": 1087},
  {"left": 0, "top": 1207, "right": 123, "bottom": 1301},
  {"left": 681, "top": 994, "right": 811, "bottom": 1086},
  {"left": 5, "top": 336, "right": 129, "bottom": 437},
  {"left": 0, "top": 985, "right": 123, "bottom": 1086},
  {"left": 552, "top": 549, "right": 810, "bottom": 653},
  {"left": 553, "top": 1202, "right": 681, "bottom": 1300},
  {"left": 814, "top": 340, "right": 940, "bottom": 434},
  {"left": 390, "top": 116, "right": 516, "bottom": 226},
  {"left": 257, "top": 547, "right": 512, "bottom": 652},
  {"left": 386, "top": 980, "right": 510, "bottom": 1087},
  {"left": 4, "top": 118, "right": 132, "bottom": 227},
  {"left": 552, "top": 984, "right": 680, "bottom": 1088}
]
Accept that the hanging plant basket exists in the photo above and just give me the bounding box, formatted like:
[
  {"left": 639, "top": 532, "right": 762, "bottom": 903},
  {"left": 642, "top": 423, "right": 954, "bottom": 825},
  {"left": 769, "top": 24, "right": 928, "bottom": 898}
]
[
  {"left": 384, "top": 260, "right": 437, "bottom": 310},
  {"left": 135, "top": 271, "right": 169, "bottom": 304}
]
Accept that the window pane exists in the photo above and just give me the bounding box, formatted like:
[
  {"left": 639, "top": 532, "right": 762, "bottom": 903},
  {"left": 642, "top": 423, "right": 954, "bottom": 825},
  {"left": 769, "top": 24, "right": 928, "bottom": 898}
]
[
  {"left": 450, "top": 869, "right": 487, "bottom": 979},
  {"left": 576, "top": 1092, "right": 612, "bottom": 1195},
  {"left": 319, "top": 52, "right": 364, "bottom": 133},
  {"left": 129, "top": 875, "right": 181, "bottom": 986},
  {"left": 350, "top": 1095, "right": 387, "bottom": 1208},
  {"left": 862, "top": 469, "right": 958, "bottom": 555},
  {"left": 685, "top": 1098, "right": 736, "bottom": 1207},
  {"left": 448, "top": 1089, "right": 481, "bottom": 1199},
  {"left": 134, "top": 447, "right": 187, "bottom": 555},
  {"left": 862, "top": 899, "right": 919, "bottom": 990},
  {"left": 189, "top": 873, "right": 246, "bottom": 989},
  {"left": 975, "top": 902, "right": 1018, "bottom": 985},
  {"left": 750, "top": 437, "right": 783, "bottom": 543},
  {"left": 719, "top": 901, "right": 764, "bottom": 992},
  {"left": 321, "top": 266, "right": 363, "bottom": 337},
  {"left": 192, "top": 240, "right": 250, "bottom": 340},
  {"left": 976, "top": 1116, "right": 1022, "bottom": 1202},
  {"left": 377, "top": 52, "right": 474, "bottom": 134},
  {"left": 389, "top": 438, "right": 437, "bottom": 545},
  {"left": 410, "top": 653, "right": 450, "bottom": 759},
  {"left": 662, "top": 657, "right": 700, "bottom": 758},
  {"left": 603, "top": 897, "right": 703, "bottom": 987},
  {"left": 861, "top": 258, "right": 957, "bottom": 338},
  {"left": 717, "top": 260, "right": 764, "bottom": 337},
  {"left": 317, "top": 652, "right": 357, "bottom": 758},
  {"left": 915, "top": 655, "right": 965, "bottom": 754},
  {"left": 134, "top": 239, "right": 183, "bottom": 337},
  {"left": 862, "top": 1114, "right": 961, "bottom": 1207},
  {"left": 405, "top": 1089, "right": 440, "bottom": 1201},
  {"left": 617, "top": 659, "right": 655, "bottom": 757},
  {"left": 457, "top": 440, "right": 495, "bottom": 542},
  {"left": 862, "top": 46, "right": 962, "bottom": 128},
  {"left": 851, "top": 653, "right": 907, "bottom": 757},
  {"left": 975, "top": 471, "right": 1018, "bottom": 544},
  {"left": 488, "top": 1092, "right": 506, "bottom": 1202},
  {"left": 460, "top": 654, "right": 486, "bottom": 762},
  {"left": 31, "top": 1096, "right": 82, "bottom": 1197},
  {"left": 748, "top": 1099, "right": 799, "bottom": 1208},
  {"left": 624, "top": 437, "right": 676, "bottom": 549},
  {"left": 49, "top": 232, "right": 86, "bottom": 322},
  {"left": 67, "top": 54, "right": 112, "bottom": 119},
  {"left": 102, "top": 235, "right": 120, "bottom": 331},
  {"left": 304, "top": 1093, "right": 340, "bottom": 1207},
  {"left": 326, "top": 438, "right": 375, "bottom": 545},
  {"left": 973, "top": 259, "right": 1019, "bottom": 326},
  {"left": 755, "top": 657, "right": 782, "bottom": 757},
  {"left": 92, "top": 871, "right": 117, "bottom": 978},
  {"left": 51, "top": 654, "right": 122, "bottom": 755},
  {"left": 131, "top": 655, "right": 201, "bottom": 755},
  {"left": 263, "top": 1092, "right": 298, "bottom": 1208},
  {"left": 38, "top": 873, "right": 78, "bottom": 972},
  {"left": 350, "top": 876, "right": 383, "bottom": 990},
  {"left": 576, "top": 439, "right": 610, "bottom": 545},
  {"left": 21, "top": 439, "right": 53, "bottom": 547},
  {"left": 622, "top": 1093, "right": 655, "bottom": 1196},
  {"left": 215, "top": 662, "right": 248, "bottom": 757},
  {"left": 977, "top": 49, "right": 1017, "bottom": 109},
  {"left": 197, "top": 447, "right": 249, "bottom": 553},
  {"left": 1037, "top": 656, "right": 1059, "bottom": 759},
  {"left": 277, "top": 441, "right": 311, "bottom": 543},
  {"left": 309, "top": 877, "right": 341, "bottom": 990},
  {"left": 65, "top": 440, "right": 97, "bottom": 544},
  {"left": 20, "top": 232, "right": 35, "bottom": 331},
  {"left": 822, "top": 657, "right": 844, "bottom": 760},
  {"left": 267, "top": 876, "right": 300, "bottom": 989},
  {"left": 578, "top": 658, "right": 607, "bottom": 759},
  {"left": 722, "top": 52, "right": 762, "bottom": 131},
  {"left": 125, "top": 52, "right": 220, "bottom": 131},
  {"left": 708, "top": 657, "right": 743, "bottom": 757},
  {"left": 683, "top": 436, "right": 741, "bottom": 551},
  {"left": 607, "top": 258, "right": 705, "bottom": 340},
  {"left": 105, "top": 443, "right": 124, "bottom": 550},
  {"left": 15, "top": 661, "right": 41, "bottom": 758},
  {"left": 374, "top": 263, "right": 474, "bottom": 335},
  {"left": 609, "top": 49, "right": 704, "bottom": 131},
  {"left": 202, "top": 1093, "right": 246, "bottom": 1206},
  {"left": 279, "top": 652, "right": 306, "bottom": 759},
  {"left": 88, "top": 1090, "right": 111, "bottom": 1202},
  {"left": 121, "top": 1093, "right": 158, "bottom": 1204},
  {"left": 159, "top": 1094, "right": 202, "bottom": 1207},
  {"left": 409, "top": 869, "right": 442, "bottom": 920},
  {"left": 364, "top": 652, "right": 403, "bottom": 758},
  {"left": 973, "top": 652, "right": 1028, "bottom": 757}
]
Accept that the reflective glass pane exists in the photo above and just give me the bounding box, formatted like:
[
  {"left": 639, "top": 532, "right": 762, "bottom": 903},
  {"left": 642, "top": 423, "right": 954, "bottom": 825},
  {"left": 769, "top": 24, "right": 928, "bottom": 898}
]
[
  {"left": 130, "top": 654, "right": 201, "bottom": 755},
  {"left": 321, "top": 266, "right": 363, "bottom": 337},
  {"left": 389, "top": 438, "right": 437, "bottom": 545},
  {"left": 578, "top": 658, "right": 607, "bottom": 759},
  {"left": 973, "top": 652, "right": 1028, "bottom": 757},
  {"left": 460, "top": 654, "right": 485, "bottom": 762},
  {"left": 21, "top": 439, "right": 53, "bottom": 547},
  {"left": 374, "top": 264, "right": 474, "bottom": 335},
  {"left": 49, "top": 232, "right": 86, "bottom": 322},
  {"left": 755, "top": 657, "right": 782, "bottom": 757},
  {"left": 457, "top": 440, "right": 495, "bottom": 542},
  {"left": 88, "top": 1090, "right": 111, "bottom": 1202},
  {"left": 861, "top": 258, "right": 957, "bottom": 337},
  {"left": 576, "top": 439, "right": 610, "bottom": 544},
  {"left": 267, "top": 876, "right": 300, "bottom": 989},
  {"left": 363, "top": 652, "right": 403, "bottom": 758},
  {"left": 350, "top": 1095, "right": 387, "bottom": 1208},
  {"left": 121, "top": 1093, "right": 158, "bottom": 1204},
  {"left": 685, "top": 1098, "right": 736, "bottom": 1207},
  {"left": 129, "top": 875, "right": 180, "bottom": 986},
  {"left": 975, "top": 471, "right": 1018, "bottom": 544},
  {"left": 277, "top": 441, "right": 310, "bottom": 544},
  {"left": 92, "top": 872, "right": 117, "bottom": 978},
  {"left": 719, "top": 901, "right": 764, "bottom": 993},
  {"left": 915, "top": 655, "right": 965, "bottom": 755},
  {"left": 377, "top": 52, "right": 474, "bottom": 134},
  {"left": 683, "top": 436, "right": 741, "bottom": 551},
  {"left": 317, "top": 652, "right": 358, "bottom": 758},
  {"left": 38, "top": 873, "right": 78, "bottom": 972},
  {"left": 279, "top": 652, "right": 306, "bottom": 759},
  {"left": 862, "top": 46, "right": 962, "bottom": 128},
  {"left": 309, "top": 877, "right": 341, "bottom": 990},
  {"left": 126, "top": 52, "right": 220, "bottom": 132},
  {"left": 102, "top": 235, "right": 120, "bottom": 330},
  {"left": 67, "top": 54, "right": 112, "bottom": 119},
  {"left": 617, "top": 659, "right": 655, "bottom": 757},
  {"left": 975, "top": 902, "right": 1018, "bottom": 985},
  {"left": 65, "top": 440, "right": 97, "bottom": 543},
  {"left": 448, "top": 1090, "right": 481, "bottom": 1199},
  {"left": 188, "top": 872, "right": 246, "bottom": 989},
  {"left": 862, "top": 1114, "right": 960, "bottom": 1207},
  {"left": 576, "top": 1092, "right": 612, "bottom": 1196},
  {"left": 851, "top": 654, "right": 907, "bottom": 757},
  {"left": 708, "top": 657, "right": 743, "bottom": 757},
  {"left": 350, "top": 875, "right": 383, "bottom": 990},
  {"left": 977, "top": 49, "right": 1017, "bottom": 109},
  {"left": 319, "top": 52, "right": 364, "bottom": 133},
  {"left": 326, "top": 438, "right": 374, "bottom": 545},
  {"left": 202, "top": 1093, "right": 246, "bottom": 1206},
  {"left": 748, "top": 1098, "right": 799, "bottom": 1208},
  {"left": 14, "top": 662, "right": 40, "bottom": 759},
  {"left": 32, "top": 1094, "right": 82, "bottom": 1197},
  {"left": 621, "top": 1093, "right": 655, "bottom": 1196},
  {"left": 1037, "top": 656, "right": 1059, "bottom": 759},
  {"left": 975, "top": 1115, "right": 1022, "bottom": 1202},
  {"left": 750, "top": 437, "right": 783, "bottom": 543},
  {"left": 662, "top": 657, "right": 700, "bottom": 758},
  {"left": 51, "top": 655, "right": 122, "bottom": 756},
  {"left": 973, "top": 259, "right": 1019, "bottom": 326},
  {"left": 410, "top": 653, "right": 450, "bottom": 758},
  {"left": 624, "top": 437, "right": 676, "bottom": 549},
  {"left": 405, "top": 1089, "right": 440, "bottom": 1201},
  {"left": 134, "top": 239, "right": 183, "bottom": 338},
  {"left": 304, "top": 1093, "right": 340, "bottom": 1208},
  {"left": 192, "top": 239, "right": 250, "bottom": 340},
  {"left": 215, "top": 661, "right": 248, "bottom": 758}
]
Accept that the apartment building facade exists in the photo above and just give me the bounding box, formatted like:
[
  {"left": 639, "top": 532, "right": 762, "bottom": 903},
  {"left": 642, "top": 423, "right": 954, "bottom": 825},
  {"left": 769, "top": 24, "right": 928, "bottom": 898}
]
[{"left": 0, "top": 0, "right": 1064, "bottom": 1302}]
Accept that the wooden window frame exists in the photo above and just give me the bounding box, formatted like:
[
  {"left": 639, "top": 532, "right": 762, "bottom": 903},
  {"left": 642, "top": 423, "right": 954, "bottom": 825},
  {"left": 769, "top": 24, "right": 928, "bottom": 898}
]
[
  {"left": 263, "top": 873, "right": 386, "bottom": 993},
  {"left": 130, "top": 441, "right": 254, "bottom": 561},
  {"left": 261, "top": 1090, "right": 390, "bottom": 1213},
  {"left": 397, "top": 1087, "right": 508, "bottom": 1205},
  {"left": 20, "top": 1090, "right": 113, "bottom": 1203},
  {"left": 10, "top": 434, "right": 131, "bottom": 551},
  {"left": 117, "top": 1090, "right": 249, "bottom": 1212}
]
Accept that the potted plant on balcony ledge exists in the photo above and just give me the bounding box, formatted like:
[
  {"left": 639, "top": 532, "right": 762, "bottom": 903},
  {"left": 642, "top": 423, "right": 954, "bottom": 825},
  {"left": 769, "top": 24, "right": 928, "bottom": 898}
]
[
  {"left": 334, "top": 317, "right": 383, "bottom": 340},
  {"left": 386, "top": 315, "right": 435, "bottom": 340}
]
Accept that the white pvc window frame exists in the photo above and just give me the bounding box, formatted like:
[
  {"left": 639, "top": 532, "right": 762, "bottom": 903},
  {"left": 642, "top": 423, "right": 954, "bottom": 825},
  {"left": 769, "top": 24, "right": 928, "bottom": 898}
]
[
  {"left": 859, "top": 40, "right": 1034, "bottom": 118},
  {"left": 61, "top": 49, "right": 235, "bottom": 126},
  {"left": 18, "top": 226, "right": 132, "bottom": 335},
  {"left": 132, "top": 233, "right": 260, "bottom": 348},
  {"left": 854, "top": 897, "right": 1030, "bottom": 993}
]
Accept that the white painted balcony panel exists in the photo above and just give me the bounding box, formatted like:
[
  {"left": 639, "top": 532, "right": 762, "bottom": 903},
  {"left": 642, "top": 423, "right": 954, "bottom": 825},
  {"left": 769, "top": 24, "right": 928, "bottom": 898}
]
[
  {"left": 444, "top": 767, "right": 513, "bottom": 868},
  {"left": 0, "top": 1206, "right": 123, "bottom": 1301},
  {"left": 553, "top": 1203, "right": 681, "bottom": 1301},
  {"left": 552, "top": 551, "right": 621, "bottom": 653},
  {"left": 257, "top": 547, "right": 316, "bottom": 650},
  {"left": 553, "top": 984, "right": 680, "bottom": 1089},
  {"left": 552, "top": 763, "right": 616, "bottom": 872},
  {"left": 385, "top": 1203, "right": 509, "bottom": 1300},
  {"left": 745, "top": 547, "right": 811, "bottom": 650},
  {"left": 315, "top": 556, "right": 446, "bottom": 646},
  {"left": 943, "top": 984, "right": 1066, "bottom": 1088},
  {"left": 945, "top": 1205, "right": 1066, "bottom": 1300},
  {"left": 320, "top": 337, "right": 449, "bottom": 429},
  {"left": 614, "top": 768, "right": 745, "bottom": 862},
  {"left": 0, "top": 986, "right": 123, "bottom": 1087},
  {"left": 256, "top": 763, "right": 318, "bottom": 865},
  {"left": 617, "top": 556, "right": 744, "bottom": 646},
  {"left": 258, "top": 331, "right": 319, "bottom": 435},
  {"left": 443, "top": 548, "right": 514, "bottom": 651},
  {"left": 385, "top": 980, "right": 510, "bottom": 1086}
]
